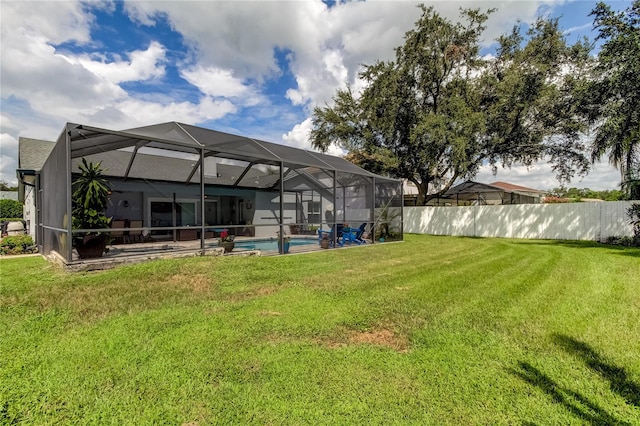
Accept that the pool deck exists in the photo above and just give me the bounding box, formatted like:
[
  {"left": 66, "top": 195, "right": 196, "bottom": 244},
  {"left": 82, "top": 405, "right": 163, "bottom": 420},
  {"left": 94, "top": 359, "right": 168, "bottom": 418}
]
[{"left": 47, "top": 235, "right": 375, "bottom": 272}]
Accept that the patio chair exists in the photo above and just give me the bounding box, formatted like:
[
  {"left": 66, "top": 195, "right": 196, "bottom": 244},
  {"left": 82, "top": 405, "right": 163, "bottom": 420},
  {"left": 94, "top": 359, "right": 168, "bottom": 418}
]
[
  {"left": 354, "top": 223, "right": 368, "bottom": 243},
  {"left": 317, "top": 226, "right": 344, "bottom": 248},
  {"left": 110, "top": 220, "right": 127, "bottom": 244},
  {"left": 129, "top": 220, "right": 143, "bottom": 243},
  {"left": 336, "top": 223, "right": 344, "bottom": 242},
  {"left": 341, "top": 224, "right": 360, "bottom": 245}
]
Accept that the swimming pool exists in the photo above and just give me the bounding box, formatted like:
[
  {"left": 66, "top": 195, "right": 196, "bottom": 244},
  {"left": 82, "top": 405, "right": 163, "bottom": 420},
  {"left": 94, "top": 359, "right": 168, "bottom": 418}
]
[{"left": 234, "top": 238, "right": 317, "bottom": 251}]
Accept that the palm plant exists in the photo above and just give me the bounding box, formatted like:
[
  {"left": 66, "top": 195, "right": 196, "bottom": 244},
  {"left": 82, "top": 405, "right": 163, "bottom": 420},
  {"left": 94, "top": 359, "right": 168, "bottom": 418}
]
[
  {"left": 589, "top": 1, "right": 640, "bottom": 199},
  {"left": 71, "top": 159, "right": 111, "bottom": 257}
]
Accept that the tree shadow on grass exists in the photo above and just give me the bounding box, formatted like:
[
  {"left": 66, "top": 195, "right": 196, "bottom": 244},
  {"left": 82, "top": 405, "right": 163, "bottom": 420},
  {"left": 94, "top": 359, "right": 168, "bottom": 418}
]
[
  {"left": 510, "top": 361, "right": 630, "bottom": 425},
  {"left": 509, "top": 239, "right": 640, "bottom": 257},
  {"left": 553, "top": 334, "right": 640, "bottom": 407}
]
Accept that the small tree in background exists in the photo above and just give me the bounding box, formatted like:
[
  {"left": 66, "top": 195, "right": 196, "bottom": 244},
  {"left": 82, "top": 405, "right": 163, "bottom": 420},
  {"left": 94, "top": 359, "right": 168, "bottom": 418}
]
[
  {"left": 0, "top": 180, "right": 18, "bottom": 191},
  {"left": 0, "top": 199, "right": 23, "bottom": 219}
]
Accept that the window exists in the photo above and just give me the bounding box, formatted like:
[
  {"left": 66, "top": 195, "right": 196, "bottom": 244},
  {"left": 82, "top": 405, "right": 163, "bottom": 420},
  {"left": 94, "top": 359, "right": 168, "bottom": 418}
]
[{"left": 308, "top": 200, "right": 321, "bottom": 224}]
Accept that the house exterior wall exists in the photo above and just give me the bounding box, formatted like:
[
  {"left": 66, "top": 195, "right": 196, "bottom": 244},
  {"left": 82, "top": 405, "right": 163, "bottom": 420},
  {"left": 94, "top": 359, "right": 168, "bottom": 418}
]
[
  {"left": 105, "top": 179, "right": 260, "bottom": 230},
  {"left": 23, "top": 185, "right": 37, "bottom": 240},
  {"left": 76, "top": 176, "right": 378, "bottom": 239},
  {"left": 404, "top": 201, "right": 636, "bottom": 241},
  {"left": 252, "top": 192, "right": 297, "bottom": 238}
]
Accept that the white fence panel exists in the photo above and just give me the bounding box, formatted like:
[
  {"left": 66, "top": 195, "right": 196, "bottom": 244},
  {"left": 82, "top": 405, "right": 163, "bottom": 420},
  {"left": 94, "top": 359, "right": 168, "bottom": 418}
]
[
  {"left": 600, "top": 201, "right": 634, "bottom": 240},
  {"left": 404, "top": 201, "right": 636, "bottom": 241},
  {"left": 404, "top": 204, "right": 475, "bottom": 236}
]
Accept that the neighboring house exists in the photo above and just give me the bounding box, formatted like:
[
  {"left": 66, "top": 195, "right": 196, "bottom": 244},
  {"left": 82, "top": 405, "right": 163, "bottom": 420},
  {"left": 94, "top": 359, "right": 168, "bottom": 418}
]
[
  {"left": 488, "top": 181, "right": 546, "bottom": 203},
  {"left": 403, "top": 179, "right": 545, "bottom": 206},
  {"left": 442, "top": 180, "right": 545, "bottom": 205},
  {"left": 18, "top": 122, "right": 401, "bottom": 263},
  {"left": 16, "top": 137, "right": 56, "bottom": 241},
  {"left": 403, "top": 180, "right": 420, "bottom": 206}
]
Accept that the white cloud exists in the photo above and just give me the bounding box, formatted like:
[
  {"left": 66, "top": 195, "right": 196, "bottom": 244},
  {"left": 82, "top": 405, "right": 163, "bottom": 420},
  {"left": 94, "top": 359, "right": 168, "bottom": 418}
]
[
  {"left": 0, "top": 1, "right": 244, "bottom": 184},
  {"left": 0, "top": 1, "right": 95, "bottom": 45},
  {"left": 80, "top": 96, "right": 237, "bottom": 130},
  {"left": 475, "top": 158, "right": 621, "bottom": 191},
  {"left": 0, "top": 2, "right": 128, "bottom": 123},
  {"left": 59, "top": 41, "right": 167, "bottom": 84},
  {"left": 180, "top": 66, "right": 261, "bottom": 107},
  {"left": 0, "top": 133, "right": 19, "bottom": 183},
  {"left": 563, "top": 22, "right": 592, "bottom": 36},
  {"left": 282, "top": 118, "right": 346, "bottom": 158},
  {"left": 282, "top": 118, "right": 313, "bottom": 150},
  {"left": 124, "top": 1, "right": 299, "bottom": 78}
]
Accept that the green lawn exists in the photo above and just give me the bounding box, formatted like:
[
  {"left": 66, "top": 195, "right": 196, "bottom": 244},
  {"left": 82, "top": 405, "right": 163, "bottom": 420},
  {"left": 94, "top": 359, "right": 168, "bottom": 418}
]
[{"left": 1, "top": 235, "right": 639, "bottom": 424}]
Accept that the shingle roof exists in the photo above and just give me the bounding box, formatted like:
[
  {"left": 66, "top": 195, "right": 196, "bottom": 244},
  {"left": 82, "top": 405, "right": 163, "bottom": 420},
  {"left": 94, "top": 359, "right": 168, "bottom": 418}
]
[{"left": 18, "top": 137, "right": 56, "bottom": 170}]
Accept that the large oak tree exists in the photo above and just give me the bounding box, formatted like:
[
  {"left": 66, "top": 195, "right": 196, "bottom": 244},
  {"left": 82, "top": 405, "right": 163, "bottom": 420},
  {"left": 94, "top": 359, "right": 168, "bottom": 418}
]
[{"left": 311, "top": 6, "right": 591, "bottom": 205}]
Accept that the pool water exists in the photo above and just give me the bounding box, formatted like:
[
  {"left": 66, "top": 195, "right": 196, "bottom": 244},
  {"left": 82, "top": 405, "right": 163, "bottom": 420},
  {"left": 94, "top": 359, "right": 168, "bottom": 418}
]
[{"left": 234, "top": 238, "right": 316, "bottom": 251}]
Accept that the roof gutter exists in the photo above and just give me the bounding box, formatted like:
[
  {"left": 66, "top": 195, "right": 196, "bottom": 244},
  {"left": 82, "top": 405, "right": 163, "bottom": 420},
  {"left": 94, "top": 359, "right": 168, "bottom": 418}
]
[{"left": 16, "top": 168, "right": 38, "bottom": 202}]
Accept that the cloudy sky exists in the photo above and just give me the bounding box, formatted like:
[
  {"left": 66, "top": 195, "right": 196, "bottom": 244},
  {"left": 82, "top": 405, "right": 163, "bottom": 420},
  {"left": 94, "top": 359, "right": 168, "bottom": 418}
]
[{"left": 0, "top": 0, "right": 630, "bottom": 190}]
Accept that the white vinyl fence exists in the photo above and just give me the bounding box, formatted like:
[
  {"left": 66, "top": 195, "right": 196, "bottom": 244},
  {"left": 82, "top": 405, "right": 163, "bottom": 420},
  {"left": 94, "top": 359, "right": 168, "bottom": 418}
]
[{"left": 404, "top": 201, "right": 637, "bottom": 241}]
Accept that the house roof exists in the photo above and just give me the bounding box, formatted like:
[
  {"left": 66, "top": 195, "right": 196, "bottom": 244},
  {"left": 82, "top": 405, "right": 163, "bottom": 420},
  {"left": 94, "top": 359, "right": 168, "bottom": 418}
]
[
  {"left": 444, "top": 180, "right": 505, "bottom": 196},
  {"left": 489, "top": 181, "right": 545, "bottom": 194},
  {"left": 17, "top": 137, "right": 57, "bottom": 202},
  {"left": 66, "top": 122, "right": 392, "bottom": 181},
  {"left": 18, "top": 137, "right": 56, "bottom": 170},
  {"left": 36, "top": 122, "right": 396, "bottom": 194},
  {"left": 443, "top": 180, "right": 545, "bottom": 199}
]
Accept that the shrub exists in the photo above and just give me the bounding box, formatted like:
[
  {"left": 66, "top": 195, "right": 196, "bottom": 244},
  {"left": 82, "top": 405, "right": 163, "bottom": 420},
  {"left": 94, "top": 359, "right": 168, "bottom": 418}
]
[
  {"left": 605, "top": 236, "right": 639, "bottom": 247},
  {"left": 627, "top": 203, "right": 640, "bottom": 239},
  {"left": 0, "top": 199, "right": 22, "bottom": 218},
  {"left": 606, "top": 203, "right": 640, "bottom": 247},
  {"left": 0, "top": 235, "right": 35, "bottom": 255}
]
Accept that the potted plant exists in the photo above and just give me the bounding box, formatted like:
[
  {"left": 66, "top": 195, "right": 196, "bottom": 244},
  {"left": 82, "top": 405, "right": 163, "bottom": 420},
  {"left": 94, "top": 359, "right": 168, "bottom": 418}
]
[
  {"left": 72, "top": 159, "right": 112, "bottom": 259},
  {"left": 277, "top": 231, "right": 290, "bottom": 253},
  {"left": 288, "top": 224, "right": 300, "bottom": 234},
  {"left": 304, "top": 225, "right": 319, "bottom": 235},
  {"left": 320, "top": 233, "right": 330, "bottom": 249},
  {"left": 218, "top": 230, "right": 235, "bottom": 253}
]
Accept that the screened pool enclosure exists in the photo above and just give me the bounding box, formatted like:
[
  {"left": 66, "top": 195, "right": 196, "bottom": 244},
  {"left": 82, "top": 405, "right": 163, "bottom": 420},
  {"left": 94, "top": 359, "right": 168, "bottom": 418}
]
[{"left": 37, "top": 122, "right": 402, "bottom": 262}]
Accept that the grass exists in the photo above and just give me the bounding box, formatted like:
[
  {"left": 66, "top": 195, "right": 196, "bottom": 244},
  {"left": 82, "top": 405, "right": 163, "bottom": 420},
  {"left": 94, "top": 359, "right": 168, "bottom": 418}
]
[{"left": 1, "top": 235, "right": 639, "bottom": 424}]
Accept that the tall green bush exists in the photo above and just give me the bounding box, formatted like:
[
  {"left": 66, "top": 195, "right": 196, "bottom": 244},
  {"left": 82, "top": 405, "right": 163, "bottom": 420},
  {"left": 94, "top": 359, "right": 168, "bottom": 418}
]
[{"left": 0, "top": 199, "right": 22, "bottom": 218}]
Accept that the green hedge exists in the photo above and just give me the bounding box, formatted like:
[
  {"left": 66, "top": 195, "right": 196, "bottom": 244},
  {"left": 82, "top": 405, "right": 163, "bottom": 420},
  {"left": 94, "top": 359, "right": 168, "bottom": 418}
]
[
  {"left": 0, "top": 235, "right": 35, "bottom": 255},
  {"left": 0, "top": 199, "right": 23, "bottom": 218}
]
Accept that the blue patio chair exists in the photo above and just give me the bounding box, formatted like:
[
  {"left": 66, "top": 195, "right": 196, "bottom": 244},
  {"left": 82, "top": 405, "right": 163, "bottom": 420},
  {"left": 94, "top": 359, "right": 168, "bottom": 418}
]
[
  {"left": 354, "top": 223, "right": 368, "bottom": 243},
  {"left": 317, "top": 224, "right": 344, "bottom": 247},
  {"left": 341, "top": 225, "right": 357, "bottom": 245},
  {"left": 336, "top": 223, "right": 344, "bottom": 242}
]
